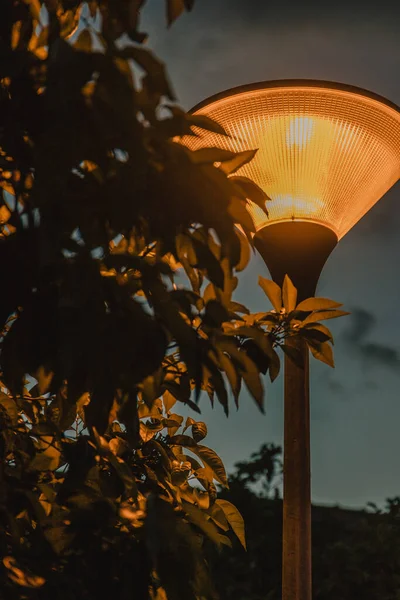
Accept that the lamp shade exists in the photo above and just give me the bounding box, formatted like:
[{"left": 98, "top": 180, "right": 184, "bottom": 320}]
[{"left": 184, "top": 80, "right": 400, "bottom": 239}]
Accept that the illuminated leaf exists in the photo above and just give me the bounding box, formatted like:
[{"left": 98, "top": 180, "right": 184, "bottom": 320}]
[
  {"left": 296, "top": 297, "right": 343, "bottom": 311},
  {"left": 216, "top": 499, "right": 246, "bottom": 550},
  {"left": 230, "top": 175, "right": 271, "bottom": 212},
  {"left": 306, "top": 340, "right": 335, "bottom": 367},
  {"left": 187, "top": 113, "right": 229, "bottom": 136},
  {"left": 258, "top": 276, "right": 282, "bottom": 312},
  {"left": 219, "top": 149, "right": 258, "bottom": 175},
  {"left": 188, "top": 147, "right": 238, "bottom": 165},
  {"left": 191, "top": 445, "right": 228, "bottom": 487},
  {"left": 192, "top": 421, "right": 207, "bottom": 442},
  {"left": 302, "top": 309, "right": 350, "bottom": 325},
  {"left": 282, "top": 274, "right": 297, "bottom": 313}
]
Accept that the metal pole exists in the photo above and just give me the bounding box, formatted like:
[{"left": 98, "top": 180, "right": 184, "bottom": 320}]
[
  {"left": 254, "top": 222, "right": 337, "bottom": 600},
  {"left": 282, "top": 336, "right": 311, "bottom": 600}
]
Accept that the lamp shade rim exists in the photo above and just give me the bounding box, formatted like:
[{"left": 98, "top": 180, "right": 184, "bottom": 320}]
[{"left": 190, "top": 79, "right": 400, "bottom": 116}]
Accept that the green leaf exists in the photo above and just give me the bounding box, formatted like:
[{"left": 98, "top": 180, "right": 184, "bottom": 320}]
[
  {"left": 219, "top": 149, "right": 258, "bottom": 175},
  {"left": 258, "top": 276, "right": 282, "bottom": 312},
  {"left": 216, "top": 499, "right": 246, "bottom": 550},
  {"left": 306, "top": 340, "right": 335, "bottom": 367},
  {"left": 282, "top": 274, "right": 297, "bottom": 313},
  {"left": 296, "top": 297, "right": 343, "bottom": 311},
  {"left": 302, "top": 309, "right": 350, "bottom": 325}
]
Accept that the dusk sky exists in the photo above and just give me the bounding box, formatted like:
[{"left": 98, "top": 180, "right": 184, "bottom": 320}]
[{"left": 142, "top": 1, "right": 400, "bottom": 509}]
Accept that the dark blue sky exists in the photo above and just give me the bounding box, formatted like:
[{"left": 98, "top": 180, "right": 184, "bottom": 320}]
[{"left": 142, "top": 1, "right": 400, "bottom": 509}]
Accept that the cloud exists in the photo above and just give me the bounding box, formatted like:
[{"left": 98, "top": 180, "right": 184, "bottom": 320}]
[
  {"left": 343, "top": 308, "right": 376, "bottom": 343},
  {"left": 343, "top": 308, "right": 400, "bottom": 371}
]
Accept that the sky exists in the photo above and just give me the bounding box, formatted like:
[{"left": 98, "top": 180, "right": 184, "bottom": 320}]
[{"left": 141, "top": 0, "right": 400, "bottom": 509}]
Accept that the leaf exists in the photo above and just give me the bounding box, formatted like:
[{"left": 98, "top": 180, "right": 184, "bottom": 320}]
[
  {"left": 302, "top": 309, "right": 350, "bottom": 325},
  {"left": 169, "top": 434, "right": 197, "bottom": 448},
  {"left": 227, "top": 197, "right": 256, "bottom": 233},
  {"left": 190, "top": 237, "right": 225, "bottom": 288},
  {"left": 300, "top": 324, "right": 333, "bottom": 344},
  {"left": 234, "top": 228, "right": 251, "bottom": 273},
  {"left": 0, "top": 393, "right": 18, "bottom": 425},
  {"left": 282, "top": 275, "right": 297, "bottom": 313},
  {"left": 166, "top": 0, "right": 194, "bottom": 26},
  {"left": 188, "top": 147, "right": 238, "bottom": 165},
  {"left": 203, "top": 300, "right": 229, "bottom": 328},
  {"left": 166, "top": 413, "right": 184, "bottom": 436},
  {"left": 258, "top": 276, "right": 282, "bottom": 312},
  {"left": 306, "top": 340, "right": 335, "bottom": 367},
  {"left": 163, "top": 390, "right": 177, "bottom": 414},
  {"left": 117, "top": 47, "right": 174, "bottom": 100},
  {"left": 140, "top": 421, "right": 164, "bottom": 442},
  {"left": 229, "top": 301, "right": 250, "bottom": 315},
  {"left": 230, "top": 175, "right": 270, "bottom": 212},
  {"left": 30, "top": 436, "right": 61, "bottom": 471},
  {"left": 216, "top": 499, "right": 246, "bottom": 550},
  {"left": 296, "top": 297, "right": 343, "bottom": 311},
  {"left": 219, "top": 149, "right": 258, "bottom": 175},
  {"left": 187, "top": 113, "right": 229, "bottom": 136},
  {"left": 182, "top": 416, "right": 196, "bottom": 434},
  {"left": 216, "top": 349, "right": 241, "bottom": 406},
  {"left": 191, "top": 445, "right": 228, "bottom": 487},
  {"left": 208, "top": 503, "right": 230, "bottom": 532},
  {"left": 182, "top": 502, "right": 222, "bottom": 548},
  {"left": 74, "top": 29, "right": 92, "bottom": 52},
  {"left": 192, "top": 421, "right": 207, "bottom": 442},
  {"left": 268, "top": 349, "right": 281, "bottom": 383}
]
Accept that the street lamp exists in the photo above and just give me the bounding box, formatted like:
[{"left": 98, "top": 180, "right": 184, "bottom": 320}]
[{"left": 184, "top": 80, "right": 400, "bottom": 600}]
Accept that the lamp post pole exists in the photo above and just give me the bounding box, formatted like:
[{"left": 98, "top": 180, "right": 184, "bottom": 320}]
[{"left": 255, "top": 221, "right": 338, "bottom": 600}]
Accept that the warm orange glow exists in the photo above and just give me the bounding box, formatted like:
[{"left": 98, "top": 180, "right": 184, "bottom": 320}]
[{"left": 183, "top": 82, "right": 400, "bottom": 239}]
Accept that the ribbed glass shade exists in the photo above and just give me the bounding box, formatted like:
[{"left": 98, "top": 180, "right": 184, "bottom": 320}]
[{"left": 183, "top": 81, "right": 400, "bottom": 239}]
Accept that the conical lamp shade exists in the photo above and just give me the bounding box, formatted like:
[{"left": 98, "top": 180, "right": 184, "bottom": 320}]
[{"left": 184, "top": 80, "right": 400, "bottom": 239}]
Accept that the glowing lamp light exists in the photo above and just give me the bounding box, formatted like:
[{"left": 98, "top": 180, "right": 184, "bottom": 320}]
[{"left": 185, "top": 80, "right": 400, "bottom": 240}]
